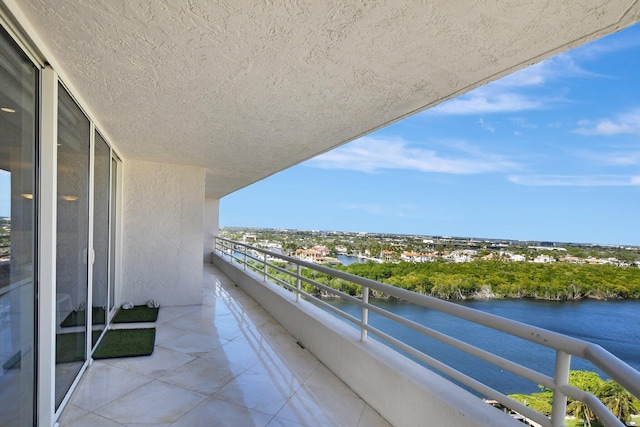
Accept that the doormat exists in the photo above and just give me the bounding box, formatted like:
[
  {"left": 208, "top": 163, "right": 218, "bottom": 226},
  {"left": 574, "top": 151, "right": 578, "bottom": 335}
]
[
  {"left": 112, "top": 305, "right": 159, "bottom": 323},
  {"left": 57, "top": 330, "right": 102, "bottom": 363},
  {"left": 92, "top": 328, "right": 156, "bottom": 359},
  {"left": 5, "top": 331, "right": 102, "bottom": 368},
  {"left": 60, "top": 306, "right": 106, "bottom": 327}
]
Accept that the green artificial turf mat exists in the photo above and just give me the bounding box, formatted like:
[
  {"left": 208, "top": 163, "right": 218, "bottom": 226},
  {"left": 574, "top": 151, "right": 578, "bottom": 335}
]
[
  {"left": 5, "top": 331, "right": 102, "bottom": 368},
  {"left": 56, "top": 330, "right": 101, "bottom": 363},
  {"left": 60, "top": 306, "right": 106, "bottom": 327},
  {"left": 92, "top": 328, "right": 155, "bottom": 359},
  {"left": 112, "top": 305, "right": 159, "bottom": 323}
]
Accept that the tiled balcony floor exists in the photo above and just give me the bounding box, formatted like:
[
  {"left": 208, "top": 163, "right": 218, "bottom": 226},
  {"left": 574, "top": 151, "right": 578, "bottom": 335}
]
[{"left": 58, "top": 264, "right": 390, "bottom": 426}]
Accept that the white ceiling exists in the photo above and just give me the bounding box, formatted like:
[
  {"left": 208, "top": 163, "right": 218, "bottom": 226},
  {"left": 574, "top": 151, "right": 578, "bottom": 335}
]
[{"left": 9, "top": 0, "right": 640, "bottom": 198}]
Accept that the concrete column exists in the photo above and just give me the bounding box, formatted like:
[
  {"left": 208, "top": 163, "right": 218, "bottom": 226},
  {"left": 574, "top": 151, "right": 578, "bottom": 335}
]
[{"left": 203, "top": 198, "right": 219, "bottom": 263}]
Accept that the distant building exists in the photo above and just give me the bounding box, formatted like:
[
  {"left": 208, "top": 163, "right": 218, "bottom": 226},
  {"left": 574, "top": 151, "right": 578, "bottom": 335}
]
[
  {"left": 532, "top": 254, "right": 555, "bottom": 263},
  {"left": 401, "top": 252, "right": 436, "bottom": 263},
  {"left": 380, "top": 250, "right": 394, "bottom": 261},
  {"left": 559, "top": 256, "right": 583, "bottom": 264}
]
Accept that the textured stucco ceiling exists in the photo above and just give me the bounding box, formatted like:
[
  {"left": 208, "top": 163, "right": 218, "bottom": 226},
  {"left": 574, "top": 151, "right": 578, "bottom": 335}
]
[{"left": 9, "top": 0, "right": 640, "bottom": 198}]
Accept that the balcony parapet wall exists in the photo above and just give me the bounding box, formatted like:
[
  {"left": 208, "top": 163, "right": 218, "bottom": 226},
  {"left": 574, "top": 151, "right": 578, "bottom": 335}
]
[{"left": 213, "top": 253, "right": 519, "bottom": 427}]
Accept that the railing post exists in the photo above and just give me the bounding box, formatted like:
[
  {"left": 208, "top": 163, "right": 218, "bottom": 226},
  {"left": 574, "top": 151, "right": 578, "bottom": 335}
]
[
  {"left": 551, "top": 350, "right": 571, "bottom": 427},
  {"left": 296, "top": 264, "right": 301, "bottom": 302},
  {"left": 242, "top": 246, "right": 247, "bottom": 270},
  {"left": 361, "top": 286, "right": 369, "bottom": 342},
  {"left": 263, "top": 254, "right": 268, "bottom": 281}
]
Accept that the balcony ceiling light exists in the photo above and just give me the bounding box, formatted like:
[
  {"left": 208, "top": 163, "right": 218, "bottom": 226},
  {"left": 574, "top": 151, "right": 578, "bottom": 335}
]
[
  {"left": 1, "top": 107, "right": 16, "bottom": 113},
  {"left": 21, "top": 193, "right": 33, "bottom": 199},
  {"left": 61, "top": 195, "right": 78, "bottom": 201}
]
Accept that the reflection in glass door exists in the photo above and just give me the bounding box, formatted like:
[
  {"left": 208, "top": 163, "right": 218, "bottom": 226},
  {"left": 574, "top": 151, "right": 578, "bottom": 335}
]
[
  {"left": 92, "top": 132, "right": 110, "bottom": 345},
  {"left": 55, "top": 84, "right": 90, "bottom": 409},
  {"left": 0, "top": 25, "right": 37, "bottom": 427}
]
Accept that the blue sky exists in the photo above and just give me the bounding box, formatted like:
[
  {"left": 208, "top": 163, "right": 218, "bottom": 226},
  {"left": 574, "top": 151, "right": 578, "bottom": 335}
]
[{"left": 221, "top": 24, "right": 640, "bottom": 246}]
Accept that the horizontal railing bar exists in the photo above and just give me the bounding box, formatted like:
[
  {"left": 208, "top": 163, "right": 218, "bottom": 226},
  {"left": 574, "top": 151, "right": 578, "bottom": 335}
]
[
  {"left": 297, "top": 288, "right": 362, "bottom": 326},
  {"left": 583, "top": 344, "right": 640, "bottom": 398},
  {"left": 298, "top": 277, "right": 362, "bottom": 304},
  {"left": 0, "top": 277, "right": 33, "bottom": 297},
  {"left": 268, "top": 262, "right": 291, "bottom": 276},
  {"left": 234, "top": 257, "right": 361, "bottom": 326},
  {"left": 364, "top": 322, "right": 552, "bottom": 427},
  {"left": 364, "top": 302, "right": 556, "bottom": 390},
  {"left": 265, "top": 272, "right": 293, "bottom": 290}
]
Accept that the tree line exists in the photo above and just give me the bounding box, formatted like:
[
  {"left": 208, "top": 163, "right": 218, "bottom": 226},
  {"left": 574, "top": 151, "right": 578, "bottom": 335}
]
[
  {"left": 315, "top": 260, "right": 640, "bottom": 300},
  {"left": 265, "top": 259, "right": 640, "bottom": 300}
]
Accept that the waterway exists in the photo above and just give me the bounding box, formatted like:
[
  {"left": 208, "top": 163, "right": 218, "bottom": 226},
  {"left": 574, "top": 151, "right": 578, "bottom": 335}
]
[
  {"left": 323, "top": 297, "right": 640, "bottom": 395},
  {"left": 336, "top": 254, "right": 366, "bottom": 265}
]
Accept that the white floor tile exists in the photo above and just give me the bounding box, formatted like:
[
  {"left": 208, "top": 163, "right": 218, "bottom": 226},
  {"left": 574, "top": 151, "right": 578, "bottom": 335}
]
[
  {"left": 59, "top": 264, "right": 391, "bottom": 427},
  {"left": 157, "top": 355, "right": 238, "bottom": 395},
  {"left": 102, "top": 346, "right": 196, "bottom": 379},
  {"left": 213, "top": 369, "right": 300, "bottom": 416},
  {"left": 171, "top": 397, "right": 273, "bottom": 427},
  {"left": 160, "top": 330, "right": 228, "bottom": 354},
  {"left": 65, "top": 412, "right": 124, "bottom": 426},
  {"left": 69, "top": 362, "right": 152, "bottom": 411},
  {"left": 94, "top": 381, "right": 206, "bottom": 424}
]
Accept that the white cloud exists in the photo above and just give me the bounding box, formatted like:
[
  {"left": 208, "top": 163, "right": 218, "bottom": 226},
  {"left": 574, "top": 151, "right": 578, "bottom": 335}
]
[
  {"left": 496, "top": 53, "right": 592, "bottom": 87},
  {"left": 478, "top": 117, "right": 495, "bottom": 132},
  {"left": 599, "top": 152, "right": 640, "bottom": 166},
  {"left": 573, "top": 108, "right": 640, "bottom": 135},
  {"left": 428, "top": 51, "right": 597, "bottom": 116},
  {"left": 307, "top": 137, "right": 519, "bottom": 174},
  {"left": 571, "top": 30, "right": 640, "bottom": 61},
  {"left": 508, "top": 174, "right": 640, "bottom": 187},
  {"left": 431, "top": 92, "right": 543, "bottom": 115},
  {"left": 509, "top": 117, "right": 537, "bottom": 129}
]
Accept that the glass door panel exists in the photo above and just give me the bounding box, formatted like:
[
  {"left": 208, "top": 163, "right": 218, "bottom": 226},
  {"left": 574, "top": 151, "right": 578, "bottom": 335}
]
[
  {"left": 109, "top": 156, "right": 119, "bottom": 312},
  {"left": 55, "top": 84, "right": 90, "bottom": 409},
  {"left": 91, "top": 132, "right": 109, "bottom": 346},
  {"left": 0, "top": 25, "right": 37, "bottom": 427}
]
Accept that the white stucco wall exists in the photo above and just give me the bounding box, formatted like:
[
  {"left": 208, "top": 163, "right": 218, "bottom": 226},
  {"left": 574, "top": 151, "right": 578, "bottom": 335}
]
[
  {"left": 121, "top": 159, "right": 205, "bottom": 306},
  {"left": 203, "top": 198, "right": 219, "bottom": 263}
]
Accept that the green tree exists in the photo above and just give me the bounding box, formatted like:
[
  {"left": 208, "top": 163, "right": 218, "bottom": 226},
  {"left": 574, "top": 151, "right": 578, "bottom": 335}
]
[
  {"left": 597, "top": 380, "right": 638, "bottom": 423},
  {"left": 566, "top": 371, "right": 603, "bottom": 426}
]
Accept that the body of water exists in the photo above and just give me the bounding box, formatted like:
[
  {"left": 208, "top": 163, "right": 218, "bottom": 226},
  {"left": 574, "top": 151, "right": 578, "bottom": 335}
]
[
  {"left": 336, "top": 254, "right": 366, "bottom": 265},
  {"left": 323, "top": 297, "right": 640, "bottom": 395}
]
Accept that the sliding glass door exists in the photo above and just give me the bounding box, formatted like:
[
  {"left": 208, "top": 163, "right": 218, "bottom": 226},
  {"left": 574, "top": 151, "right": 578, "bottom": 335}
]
[
  {"left": 0, "top": 25, "right": 38, "bottom": 427},
  {"left": 109, "top": 156, "right": 120, "bottom": 312},
  {"left": 92, "top": 132, "right": 110, "bottom": 345},
  {"left": 55, "top": 84, "right": 90, "bottom": 409}
]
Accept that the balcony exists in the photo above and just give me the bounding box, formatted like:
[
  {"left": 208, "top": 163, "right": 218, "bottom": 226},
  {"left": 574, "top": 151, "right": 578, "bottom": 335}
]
[{"left": 57, "top": 264, "right": 391, "bottom": 426}]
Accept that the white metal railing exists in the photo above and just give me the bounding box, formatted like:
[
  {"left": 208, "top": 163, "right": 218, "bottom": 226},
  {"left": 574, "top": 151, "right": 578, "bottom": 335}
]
[{"left": 214, "top": 237, "right": 640, "bottom": 427}]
